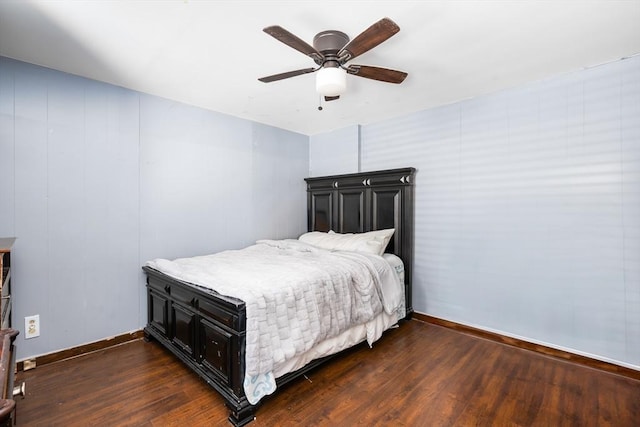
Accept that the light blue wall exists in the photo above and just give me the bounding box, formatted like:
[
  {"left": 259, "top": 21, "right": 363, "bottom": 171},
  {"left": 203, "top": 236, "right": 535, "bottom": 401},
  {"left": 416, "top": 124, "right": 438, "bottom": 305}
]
[
  {"left": 0, "top": 57, "right": 309, "bottom": 359},
  {"left": 360, "top": 56, "right": 640, "bottom": 369},
  {"left": 309, "top": 125, "right": 360, "bottom": 177}
]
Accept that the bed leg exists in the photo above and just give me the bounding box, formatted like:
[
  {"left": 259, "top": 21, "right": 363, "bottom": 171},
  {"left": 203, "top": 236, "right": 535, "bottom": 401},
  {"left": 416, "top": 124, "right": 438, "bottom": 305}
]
[
  {"left": 225, "top": 400, "right": 256, "bottom": 427},
  {"left": 404, "top": 308, "right": 414, "bottom": 320}
]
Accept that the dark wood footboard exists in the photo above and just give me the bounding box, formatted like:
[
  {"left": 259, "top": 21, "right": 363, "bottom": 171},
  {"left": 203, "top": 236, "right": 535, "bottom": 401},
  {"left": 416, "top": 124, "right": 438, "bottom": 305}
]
[
  {"left": 143, "top": 267, "right": 356, "bottom": 426},
  {"left": 143, "top": 266, "right": 255, "bottom": 426}
]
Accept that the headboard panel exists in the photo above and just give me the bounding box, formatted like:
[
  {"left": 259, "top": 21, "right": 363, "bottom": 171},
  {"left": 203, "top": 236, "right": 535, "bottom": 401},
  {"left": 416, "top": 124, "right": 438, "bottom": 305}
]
[{"left": 305, "top": 167, "right": 416, "bottom": 317}]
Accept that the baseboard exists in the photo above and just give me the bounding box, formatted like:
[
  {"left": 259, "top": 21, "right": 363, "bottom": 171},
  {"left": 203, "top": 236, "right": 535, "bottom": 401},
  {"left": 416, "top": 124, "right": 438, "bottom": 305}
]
[
  {"left": 16, "top": 330, "right": 145, "bottom": 371},
  {"left": 413, "top": 313, "right": 640, "bottom": 381}
]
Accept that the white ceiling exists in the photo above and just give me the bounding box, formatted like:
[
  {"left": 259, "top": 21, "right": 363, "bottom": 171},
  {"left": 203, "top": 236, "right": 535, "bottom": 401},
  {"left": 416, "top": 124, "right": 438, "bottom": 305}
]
[{"left": 1, "top": 1, "right": 639, "bottom": 136}]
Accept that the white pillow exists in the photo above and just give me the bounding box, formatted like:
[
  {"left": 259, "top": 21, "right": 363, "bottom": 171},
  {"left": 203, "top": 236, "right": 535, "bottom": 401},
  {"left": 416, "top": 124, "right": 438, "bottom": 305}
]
[{"left": 299, "top": 229, "right": 395, "bottom": 256}]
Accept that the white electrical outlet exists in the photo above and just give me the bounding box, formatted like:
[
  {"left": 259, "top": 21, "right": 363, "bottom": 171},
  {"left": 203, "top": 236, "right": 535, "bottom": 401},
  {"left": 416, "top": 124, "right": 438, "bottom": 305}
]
[{"left": 25, "top": 315, "right": 40, "bottom": 339}]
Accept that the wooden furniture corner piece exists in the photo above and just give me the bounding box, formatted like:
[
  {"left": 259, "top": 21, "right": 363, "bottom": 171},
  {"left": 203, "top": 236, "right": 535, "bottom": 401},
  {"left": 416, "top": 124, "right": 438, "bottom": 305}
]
[
  {"left": 0, "top": 238, "right": 16, "bottom": 330},
  {"left": 0, "top": 328, "right": 18, "bottom": 427}
]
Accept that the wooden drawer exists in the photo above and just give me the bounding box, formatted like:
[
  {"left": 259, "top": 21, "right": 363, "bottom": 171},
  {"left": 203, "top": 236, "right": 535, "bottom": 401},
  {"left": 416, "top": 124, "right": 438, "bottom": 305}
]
[
  {"left": 199, "top": 317, "right": 231, "bottom": 384},
  {"left": 147, "top": 277, "right": 169, "bottom": 295},
  {"left": 170, "top": 285, "right": 197, "bottom": 307},
  {"left": 198, "top": 298, "right": 238, "bottom": 330},
  {"left": 147, "top": 289, "right": 168, "bottom": 335},
  {"left": 171, "top": 302, "right": 196, "bottom": 357}
]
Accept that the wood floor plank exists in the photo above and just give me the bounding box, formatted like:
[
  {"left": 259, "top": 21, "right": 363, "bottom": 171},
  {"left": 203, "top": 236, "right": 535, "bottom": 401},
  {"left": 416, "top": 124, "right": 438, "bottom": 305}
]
[{"left": 15, "top": 320, "right": 640, "bottom": 426}]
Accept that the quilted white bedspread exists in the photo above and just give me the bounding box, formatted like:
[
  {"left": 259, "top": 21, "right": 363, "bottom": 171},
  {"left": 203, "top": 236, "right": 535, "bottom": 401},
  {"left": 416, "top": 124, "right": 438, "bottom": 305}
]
[{"left": 145, "top": 239, "right": 402, "bottom": 403}]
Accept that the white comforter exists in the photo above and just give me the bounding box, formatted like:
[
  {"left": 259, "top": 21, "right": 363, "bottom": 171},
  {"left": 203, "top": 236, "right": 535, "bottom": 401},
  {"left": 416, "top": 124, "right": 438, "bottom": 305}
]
[{"left": 145, "top": 239, "right": 402, "bottom": 403}]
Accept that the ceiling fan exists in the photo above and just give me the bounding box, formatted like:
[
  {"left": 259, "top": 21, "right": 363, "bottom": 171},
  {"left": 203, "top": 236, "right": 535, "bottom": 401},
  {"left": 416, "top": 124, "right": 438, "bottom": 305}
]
[{"left": 258, "top": 17, "right": 408, "bottom": 102}]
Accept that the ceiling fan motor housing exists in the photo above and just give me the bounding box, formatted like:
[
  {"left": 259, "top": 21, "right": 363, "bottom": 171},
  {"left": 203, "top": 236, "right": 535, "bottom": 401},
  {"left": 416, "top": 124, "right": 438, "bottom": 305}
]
[{"left": 313, "top": 30, "right": 349, "bottom": 58}]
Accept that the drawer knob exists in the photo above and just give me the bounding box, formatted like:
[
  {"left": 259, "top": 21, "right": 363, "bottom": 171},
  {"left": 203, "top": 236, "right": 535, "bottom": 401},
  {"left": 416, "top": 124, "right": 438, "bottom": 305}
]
[{"left": 13, "top": 381, "right": 25, "bottom": 398}]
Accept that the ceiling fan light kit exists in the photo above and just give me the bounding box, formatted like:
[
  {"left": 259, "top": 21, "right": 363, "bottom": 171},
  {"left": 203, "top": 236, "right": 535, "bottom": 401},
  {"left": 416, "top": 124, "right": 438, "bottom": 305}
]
[
  {"left": 259, "top": 17, "right": 408, "bottom": 102},
  {"left": 316, "top": 67, "right": 347, "bottom": 97}
]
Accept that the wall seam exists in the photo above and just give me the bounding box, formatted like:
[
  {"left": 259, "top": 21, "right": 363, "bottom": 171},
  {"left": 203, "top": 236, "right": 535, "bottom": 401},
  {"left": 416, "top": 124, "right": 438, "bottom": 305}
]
[{"left": 357, "top": 124, "right": 362, "bottom": 172}]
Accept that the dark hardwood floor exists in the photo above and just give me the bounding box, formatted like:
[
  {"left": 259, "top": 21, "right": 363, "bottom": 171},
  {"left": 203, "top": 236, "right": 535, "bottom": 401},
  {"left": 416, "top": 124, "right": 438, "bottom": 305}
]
[{"left": 15, "top": 320, "right": 639, "bottom": 426}]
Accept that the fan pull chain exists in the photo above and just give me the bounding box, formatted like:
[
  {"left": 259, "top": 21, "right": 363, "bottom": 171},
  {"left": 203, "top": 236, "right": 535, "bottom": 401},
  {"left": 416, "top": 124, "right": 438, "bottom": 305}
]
[{"left": 318, "top": 95, "right": 323, "bottom": 111}]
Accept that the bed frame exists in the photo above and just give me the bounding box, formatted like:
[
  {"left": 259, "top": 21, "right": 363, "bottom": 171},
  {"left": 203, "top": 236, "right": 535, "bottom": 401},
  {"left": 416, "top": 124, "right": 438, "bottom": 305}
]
[{"left": 143, "top": 167, "right": 415, "bottom": 426}]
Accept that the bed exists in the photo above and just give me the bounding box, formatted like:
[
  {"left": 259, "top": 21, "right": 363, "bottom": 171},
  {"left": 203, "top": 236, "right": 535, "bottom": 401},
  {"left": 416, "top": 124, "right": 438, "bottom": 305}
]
[{"left": 142, "top": 167, "right": 415, "bottom": 426}]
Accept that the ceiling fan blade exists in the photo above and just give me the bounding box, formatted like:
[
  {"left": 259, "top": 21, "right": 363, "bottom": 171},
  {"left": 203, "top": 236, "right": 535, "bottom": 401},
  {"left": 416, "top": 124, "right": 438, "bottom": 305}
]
[
  {"left": 324, "top": 95, "right": 340, "bottom": 102},
  {"left": 263, "top": 26, "right": 323, "bottom": 63},
  {"left": 338, "top": 18, "right": 400, "bottom": 62},
  {"left": 258, "top": 67, "right": 317, "bottom": 83},
  {"left": 347, "top": 65, "right": 408, "bottom": 84}
]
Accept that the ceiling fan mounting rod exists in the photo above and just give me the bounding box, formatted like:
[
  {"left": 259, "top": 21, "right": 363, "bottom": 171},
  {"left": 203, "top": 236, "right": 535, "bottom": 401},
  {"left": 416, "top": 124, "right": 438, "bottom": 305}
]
[{"left": 321, "top": 55, "right": 341, "bottom": 68}]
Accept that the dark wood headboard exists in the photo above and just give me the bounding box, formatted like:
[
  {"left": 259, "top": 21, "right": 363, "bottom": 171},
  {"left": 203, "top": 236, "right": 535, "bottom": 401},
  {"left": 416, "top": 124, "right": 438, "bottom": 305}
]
[{"left": 305, "top": 167, "right": 416, "bottom": 317}]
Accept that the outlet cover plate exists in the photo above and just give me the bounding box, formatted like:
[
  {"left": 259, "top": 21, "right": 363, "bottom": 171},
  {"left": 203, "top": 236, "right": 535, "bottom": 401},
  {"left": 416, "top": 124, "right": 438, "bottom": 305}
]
[{"left": 25, "top": 314, "right": 40, "bottom": 339}]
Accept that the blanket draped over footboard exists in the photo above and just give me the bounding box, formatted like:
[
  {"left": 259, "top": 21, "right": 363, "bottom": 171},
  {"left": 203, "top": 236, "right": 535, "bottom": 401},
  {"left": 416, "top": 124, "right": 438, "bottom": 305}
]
[{"left": 146, "top": 239, "right": 402, "bottom": 403}]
